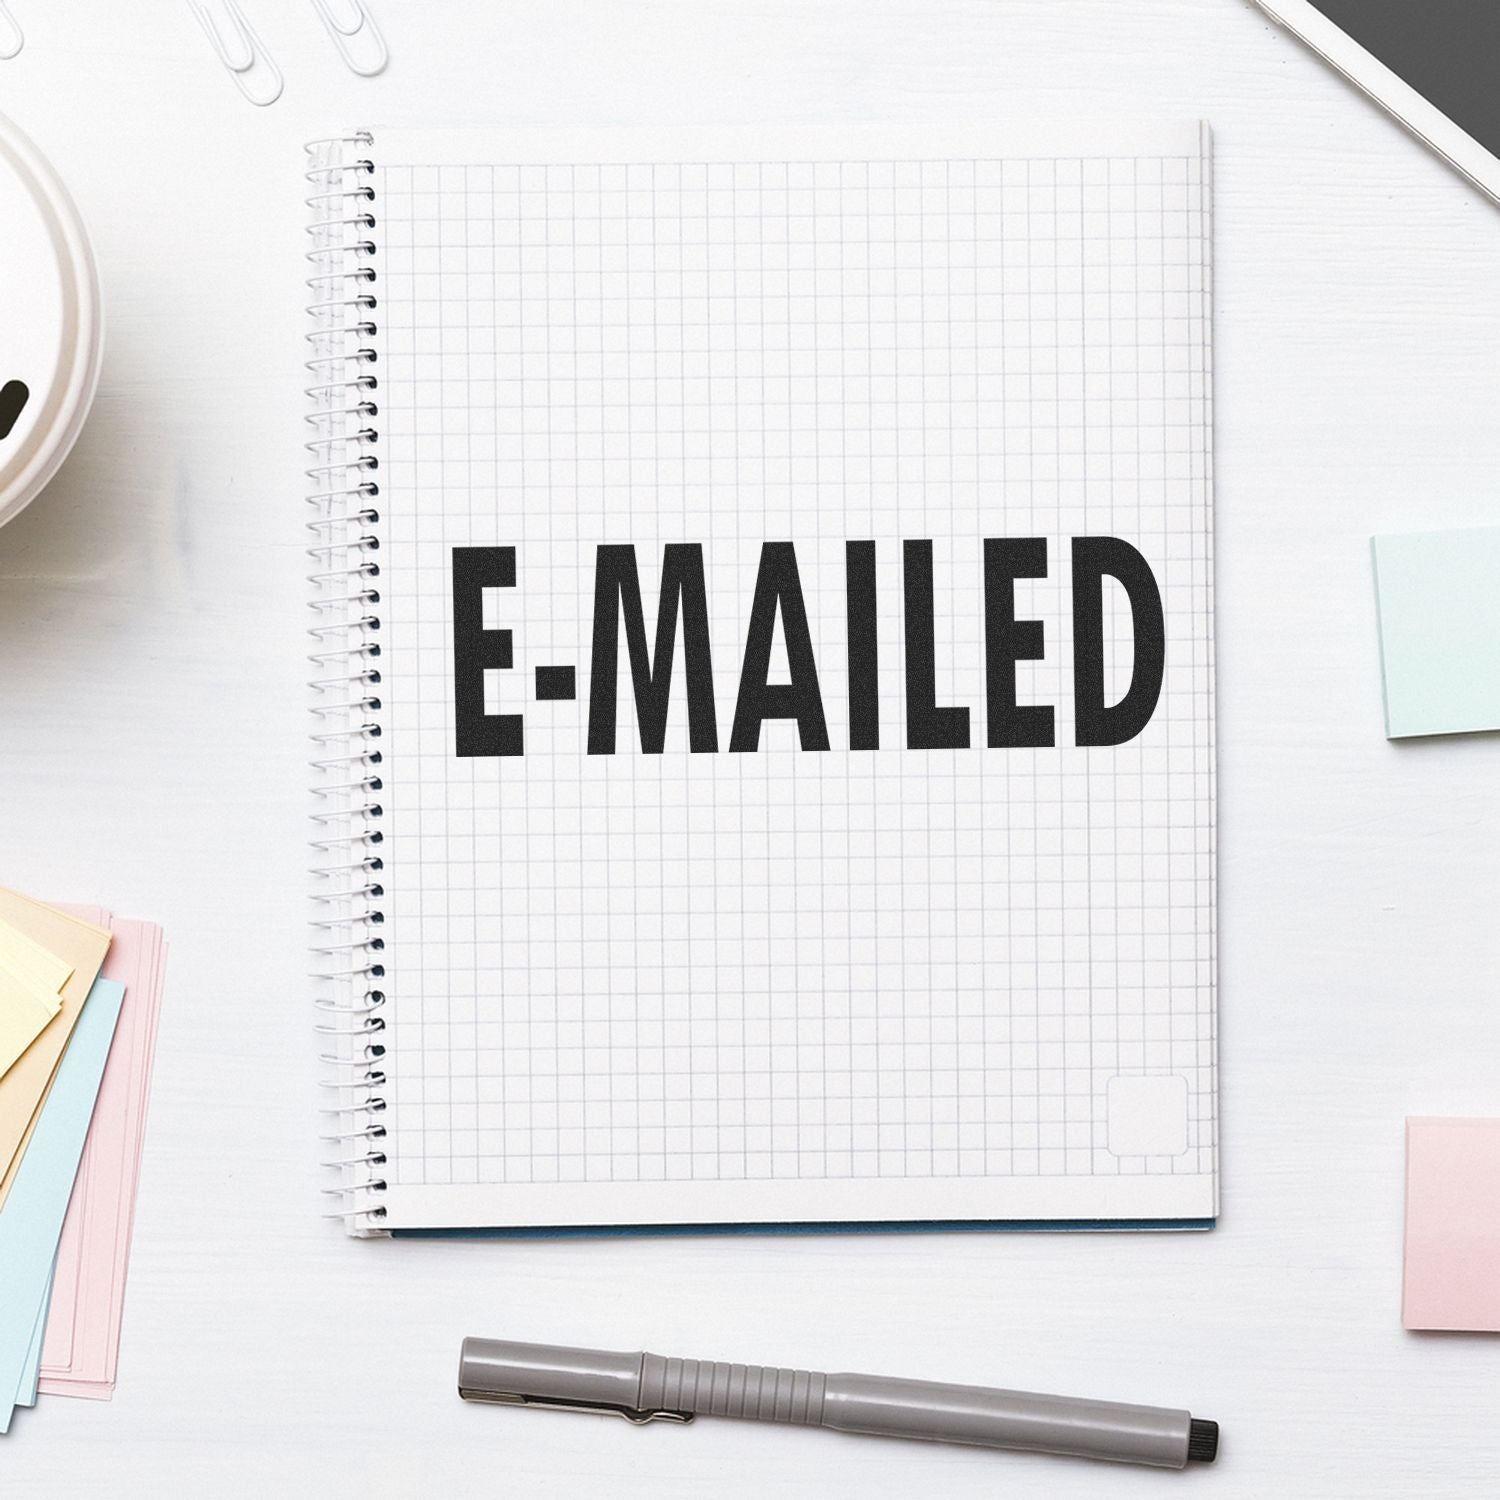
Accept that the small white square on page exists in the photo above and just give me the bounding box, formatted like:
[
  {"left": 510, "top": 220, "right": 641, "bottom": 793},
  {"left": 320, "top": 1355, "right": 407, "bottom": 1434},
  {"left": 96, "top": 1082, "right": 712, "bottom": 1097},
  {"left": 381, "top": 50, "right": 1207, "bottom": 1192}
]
[{"left": 1106, "top": 1075, "right": 1189, "bottom": 1157}]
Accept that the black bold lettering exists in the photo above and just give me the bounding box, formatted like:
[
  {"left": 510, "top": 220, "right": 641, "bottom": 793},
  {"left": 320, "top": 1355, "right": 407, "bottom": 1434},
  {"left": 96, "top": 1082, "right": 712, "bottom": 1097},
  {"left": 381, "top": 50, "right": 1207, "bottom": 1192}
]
[
  {"left": 983, "top": 537, "right": 1055, "bottom": 749},
  {"left": 1071, "top": 536, "right": 1166, "bottom": 747},
  {"left": 845, "top": 540, "right": 880, "bottom": 751},
  {"left": 730, "top": 542, "right": 830, "bottom": 752},
  {"left": 452, "top": 545, "right": 524, "bottom": 758},
  {"left": 902, "top": 539, "right": 970, "bottom": 750},
  {"left": 586, "top": 543, "right": 718, "bottom": 755}
]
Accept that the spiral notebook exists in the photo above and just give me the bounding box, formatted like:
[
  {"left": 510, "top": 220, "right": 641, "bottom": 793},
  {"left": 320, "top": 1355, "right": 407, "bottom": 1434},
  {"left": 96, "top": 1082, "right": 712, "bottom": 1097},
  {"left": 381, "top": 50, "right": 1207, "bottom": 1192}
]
[{"left": 307, "top": 123, "right": 1216, "bottom": 1237}]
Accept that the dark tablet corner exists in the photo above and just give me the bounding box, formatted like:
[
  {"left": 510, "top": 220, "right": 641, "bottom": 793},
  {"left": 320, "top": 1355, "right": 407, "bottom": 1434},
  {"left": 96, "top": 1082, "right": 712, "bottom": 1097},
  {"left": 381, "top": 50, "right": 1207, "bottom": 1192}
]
[{"left": 1305, "top": 0, "right": 1500, "bottom": 160}]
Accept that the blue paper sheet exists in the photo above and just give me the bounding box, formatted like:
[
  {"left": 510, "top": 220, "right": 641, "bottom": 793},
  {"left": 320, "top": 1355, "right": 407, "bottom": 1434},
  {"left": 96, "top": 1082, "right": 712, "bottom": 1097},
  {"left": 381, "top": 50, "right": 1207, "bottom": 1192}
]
[
  {"left": 14, "top": 1263, "right": 54, "bottom": 1408},
  {"left": 0, "top": 978, "right": 124, "bottom": 1432}
]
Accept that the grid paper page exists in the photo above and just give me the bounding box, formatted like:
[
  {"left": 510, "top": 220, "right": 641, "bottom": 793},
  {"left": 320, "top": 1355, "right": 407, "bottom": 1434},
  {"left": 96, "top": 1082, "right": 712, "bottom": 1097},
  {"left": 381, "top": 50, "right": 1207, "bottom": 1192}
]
[{"left": 370, "top": 123, "right": 1214, "bottom": 1230}]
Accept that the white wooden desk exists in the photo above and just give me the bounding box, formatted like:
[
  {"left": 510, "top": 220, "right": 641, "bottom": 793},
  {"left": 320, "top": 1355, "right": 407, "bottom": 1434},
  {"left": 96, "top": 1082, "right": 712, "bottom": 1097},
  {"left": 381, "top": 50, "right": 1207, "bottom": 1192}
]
[{"left": 2, "top": 2, "right": 1498, "bottom": 1493}]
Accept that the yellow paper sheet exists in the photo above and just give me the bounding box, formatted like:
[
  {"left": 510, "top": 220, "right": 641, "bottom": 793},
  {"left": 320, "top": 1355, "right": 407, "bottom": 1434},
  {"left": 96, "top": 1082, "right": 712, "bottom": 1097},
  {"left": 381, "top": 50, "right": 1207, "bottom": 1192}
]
[
  {"left": 0, "top": 965, "right": 61, "bottom": 1080},
  {"left": 0, "top": 914, "right": 76, "bottom": 996},
  {"left": 0, "top": 890, "right": 111, "bottom": 1208}
]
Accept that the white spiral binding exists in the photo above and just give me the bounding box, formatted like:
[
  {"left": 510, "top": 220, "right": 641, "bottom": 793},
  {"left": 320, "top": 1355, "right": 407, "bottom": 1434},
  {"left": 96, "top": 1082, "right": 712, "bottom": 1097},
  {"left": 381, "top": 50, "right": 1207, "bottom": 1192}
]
[{"left": 306, "top": 132, "right": 388, "bottom": 1235}]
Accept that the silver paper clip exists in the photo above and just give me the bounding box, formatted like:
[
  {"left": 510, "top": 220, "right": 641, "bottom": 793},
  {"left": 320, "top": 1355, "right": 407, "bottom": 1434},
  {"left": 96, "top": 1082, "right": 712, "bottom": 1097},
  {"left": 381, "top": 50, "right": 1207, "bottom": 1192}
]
[
  {"left": 0, "top": 3, "right": 23, "bottom": 60},
  {"left": 311, "top": 0, "right": 388, "bottom": 77},
  {"left": 188, "top": 0, "right": 284, "bottom": 106}
]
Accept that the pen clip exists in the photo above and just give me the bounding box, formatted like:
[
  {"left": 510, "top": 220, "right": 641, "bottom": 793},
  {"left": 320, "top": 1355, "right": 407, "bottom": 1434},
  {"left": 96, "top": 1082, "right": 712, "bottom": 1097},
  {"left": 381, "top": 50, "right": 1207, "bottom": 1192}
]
[{"left": 459, "top": 1387, "right": 693, "bottom": 1426}]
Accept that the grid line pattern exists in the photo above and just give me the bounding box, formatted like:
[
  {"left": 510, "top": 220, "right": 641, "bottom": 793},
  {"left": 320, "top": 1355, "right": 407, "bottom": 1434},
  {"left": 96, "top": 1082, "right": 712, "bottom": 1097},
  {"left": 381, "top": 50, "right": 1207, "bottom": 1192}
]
[{"left": 373, "top": 150, "right": 1214, "bottom": 1193}]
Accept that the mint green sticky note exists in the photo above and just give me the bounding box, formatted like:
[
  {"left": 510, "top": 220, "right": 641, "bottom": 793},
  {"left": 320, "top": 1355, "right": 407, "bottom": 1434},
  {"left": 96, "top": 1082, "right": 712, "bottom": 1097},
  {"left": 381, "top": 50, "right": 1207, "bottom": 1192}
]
[{"left": 1371, "top": 527, "right": 1500, "bottom": 738}]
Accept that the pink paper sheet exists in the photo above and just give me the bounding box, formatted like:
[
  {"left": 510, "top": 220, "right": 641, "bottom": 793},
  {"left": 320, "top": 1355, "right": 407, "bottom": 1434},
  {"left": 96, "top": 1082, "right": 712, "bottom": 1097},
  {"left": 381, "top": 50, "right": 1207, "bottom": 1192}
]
[
  {"left": 37, "top": 913, "right": 167, "bottom": 1398},
  {"left": 1403, "top": 1116, "right": 1500, "bottom": 1333}
]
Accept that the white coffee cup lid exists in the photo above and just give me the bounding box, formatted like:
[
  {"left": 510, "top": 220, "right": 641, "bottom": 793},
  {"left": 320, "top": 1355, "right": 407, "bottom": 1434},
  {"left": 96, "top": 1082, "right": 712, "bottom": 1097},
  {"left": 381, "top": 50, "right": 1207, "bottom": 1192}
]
[{"left": 0, "top": 112, "right": 103, "bottom": 529}]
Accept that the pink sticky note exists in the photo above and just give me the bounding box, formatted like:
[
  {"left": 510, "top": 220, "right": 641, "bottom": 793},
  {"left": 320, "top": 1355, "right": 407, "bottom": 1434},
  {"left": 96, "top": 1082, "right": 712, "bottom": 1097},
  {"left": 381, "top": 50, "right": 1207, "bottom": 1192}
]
[
  {"left": 38, "top": 913, "right": 167, "bottom": 1397},
  {"left": 1403, "top": 1117, "right": 1500, "bottom": 1332}
]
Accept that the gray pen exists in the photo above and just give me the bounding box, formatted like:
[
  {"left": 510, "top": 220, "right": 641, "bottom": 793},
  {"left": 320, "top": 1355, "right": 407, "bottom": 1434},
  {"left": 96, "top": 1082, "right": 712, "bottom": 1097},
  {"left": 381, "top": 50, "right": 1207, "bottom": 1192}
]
[{"left": 458, "top": 1337, "right": 1219, "bottom": 1470}]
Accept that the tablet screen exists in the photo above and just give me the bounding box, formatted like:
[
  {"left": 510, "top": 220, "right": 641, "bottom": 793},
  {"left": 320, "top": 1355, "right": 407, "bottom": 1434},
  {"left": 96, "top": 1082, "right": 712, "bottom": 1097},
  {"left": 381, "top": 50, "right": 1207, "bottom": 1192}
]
[{"left": 1308, "top": 1, "right": 1500, "bottom": 158}]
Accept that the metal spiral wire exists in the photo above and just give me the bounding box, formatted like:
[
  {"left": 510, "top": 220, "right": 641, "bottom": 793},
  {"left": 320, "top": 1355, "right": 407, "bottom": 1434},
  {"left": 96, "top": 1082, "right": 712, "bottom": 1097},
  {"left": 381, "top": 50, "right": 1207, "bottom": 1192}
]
[{"left": 306, "top": 132, "right": 388, "bottom": 1235}]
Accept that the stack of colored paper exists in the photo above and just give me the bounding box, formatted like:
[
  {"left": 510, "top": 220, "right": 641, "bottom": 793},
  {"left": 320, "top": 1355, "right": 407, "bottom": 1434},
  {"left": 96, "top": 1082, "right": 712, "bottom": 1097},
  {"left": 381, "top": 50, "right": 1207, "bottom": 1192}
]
[{"left": 0, "top": 889, "right": 168, "bottom": 1433}]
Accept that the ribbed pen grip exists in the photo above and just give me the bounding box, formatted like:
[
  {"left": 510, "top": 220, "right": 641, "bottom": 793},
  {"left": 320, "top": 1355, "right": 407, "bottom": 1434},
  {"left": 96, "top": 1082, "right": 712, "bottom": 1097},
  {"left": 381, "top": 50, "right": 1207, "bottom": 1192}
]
[{"left": 640, "top": 1356, "right": 827, "bottom": 1425}]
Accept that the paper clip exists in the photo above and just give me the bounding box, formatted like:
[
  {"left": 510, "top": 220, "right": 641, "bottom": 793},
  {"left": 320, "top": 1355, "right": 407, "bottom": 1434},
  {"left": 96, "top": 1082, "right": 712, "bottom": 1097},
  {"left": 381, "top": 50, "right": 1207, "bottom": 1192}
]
[
  {"left": 0, "top": 3, "right": 23, "bottom": 60},
  {"left": 311, "top": 0, "right": 388, "bottom": 77},
  {"left": 188, "top": 0, "right": 284, "bottom": 106}
]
